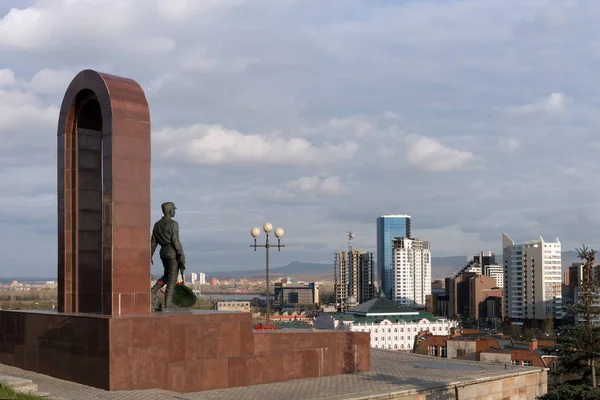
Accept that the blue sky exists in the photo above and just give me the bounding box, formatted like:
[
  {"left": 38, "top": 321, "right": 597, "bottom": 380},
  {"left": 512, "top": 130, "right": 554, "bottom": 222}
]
[{"left": 0, "top": 0, "right": 597, "bottom": 276}]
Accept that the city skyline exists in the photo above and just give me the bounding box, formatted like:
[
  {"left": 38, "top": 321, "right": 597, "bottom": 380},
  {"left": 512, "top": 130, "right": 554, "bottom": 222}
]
[{"left": 1, "top": 1, "right": 599, "bottom": 275}]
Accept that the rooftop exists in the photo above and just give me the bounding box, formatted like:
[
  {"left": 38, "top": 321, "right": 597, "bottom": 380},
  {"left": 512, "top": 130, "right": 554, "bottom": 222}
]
[
  {"left": 346, "top": 296, "right": 419, "bottom": 317},
  {"left": 330, "top": 312, "right": 449, "bottom": 325},
  {"left": 0, "top": 349, "right": 545, "bottom": 400}
]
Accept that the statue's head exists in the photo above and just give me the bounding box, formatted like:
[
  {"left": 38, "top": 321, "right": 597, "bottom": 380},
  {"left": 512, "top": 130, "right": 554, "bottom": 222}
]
[{"left": 161, "top": 202, "right": 177, "bottom": 217}]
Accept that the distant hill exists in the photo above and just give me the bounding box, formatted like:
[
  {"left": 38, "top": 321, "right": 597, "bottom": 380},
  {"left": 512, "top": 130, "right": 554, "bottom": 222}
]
[
  {"left": 206, "top": 262, "right": 330, "bottom": 279},
  {"left": 0, "top": 251, "right": 583, "bottom": 281},
  {"left": 429, "top": 255, "right": 471, "bottom": 278},
  {"left": 208, "top": 251, "right": 583, "bottom": 280}
]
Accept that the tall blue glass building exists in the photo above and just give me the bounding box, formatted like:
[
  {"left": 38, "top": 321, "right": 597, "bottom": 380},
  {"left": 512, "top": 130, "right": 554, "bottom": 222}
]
[{"left": 376, "top": 215, "right": 412, "bottom": 299}]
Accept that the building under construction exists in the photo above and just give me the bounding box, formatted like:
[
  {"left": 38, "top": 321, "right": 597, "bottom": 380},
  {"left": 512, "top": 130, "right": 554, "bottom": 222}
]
[{"left": 333, "top": 247, "right": 376, "bottom": 311}]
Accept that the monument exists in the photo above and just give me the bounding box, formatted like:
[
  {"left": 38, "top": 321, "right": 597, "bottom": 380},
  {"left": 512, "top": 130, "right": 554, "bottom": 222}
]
[
  {"left": 0, "top": 70, "right": 370, "bottom": 392},
  {"left": 150, "top": 201, "right": 197, "bottom": 310}
]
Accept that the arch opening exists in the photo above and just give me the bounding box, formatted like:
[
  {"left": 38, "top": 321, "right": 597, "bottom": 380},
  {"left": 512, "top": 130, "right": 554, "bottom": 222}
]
[{"left": 76, "top": 94, "right": 104, "bottom": 313}]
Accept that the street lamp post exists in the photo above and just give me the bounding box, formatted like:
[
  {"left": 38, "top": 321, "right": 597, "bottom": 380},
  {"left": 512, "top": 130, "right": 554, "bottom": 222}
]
[{"left": 250, "top": 223, "right": 285, "bottom": 323}]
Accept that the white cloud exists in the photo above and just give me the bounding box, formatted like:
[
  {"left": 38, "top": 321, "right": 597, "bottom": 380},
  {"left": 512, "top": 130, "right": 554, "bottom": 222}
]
[
  {"left": 0, "top": 0, "right": 174, "bottom": 54},
  {"left": 0, "top": 89, "right": 58, "bottom": 131},
  {"left": 0, "top": 68, "right": 15, "bottom": 87},
  {"left": 2, "top": 0, "right": 600, "bottom": 275},
  {"left": 406, "top": 136, "right": 475, "bottom": 171},
  {"left": 153, "top": 123, "right": 358, "bottom": 166},
  {"left": 284, "top": 175, "right": 347, "bottom": 196},
  {"left": 505, "top": 93, "right": 568, "bottom": 116},
  {"left": 498, "top": 137, "right": 520, "bottom": 154},
  {"left": 24, "top": 68, "right": 75, "bottom": 95}
]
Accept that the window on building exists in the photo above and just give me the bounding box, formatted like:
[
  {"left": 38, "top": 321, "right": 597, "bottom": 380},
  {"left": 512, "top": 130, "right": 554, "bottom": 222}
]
[
  {"left": 441, "top": 346, "right": 447, "bottom": 358},
  {"left": 512, "top": 360, "right": 519, "bottom": 366},
  {"left": 394, "top": 344, "right": 398, "bottom": 349},
  {"left": 394, "top": 328, "right": 398, "bottom": 332},
  {"left": 523, "top": 361, "right": 531, "bottom": 366},
  {"left": 429, "top": 346, "right": 438, "bottom": 356}
]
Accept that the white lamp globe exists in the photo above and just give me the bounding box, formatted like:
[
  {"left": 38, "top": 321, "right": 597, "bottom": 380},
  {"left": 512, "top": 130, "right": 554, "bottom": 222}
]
[
  {"left": 263, "top": 223, "right": 273, "bottom": 233},
  {"left": 274, "top": 228, "right": 284, "bottom": 239},
  {"left": 250, "top": 227, "right": 260, "bottom": 238}
]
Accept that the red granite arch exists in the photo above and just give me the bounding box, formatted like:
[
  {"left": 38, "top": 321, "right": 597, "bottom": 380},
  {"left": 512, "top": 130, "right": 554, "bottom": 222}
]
[{"left": 57, "top": 70, "right": 151, "bottom": 315}]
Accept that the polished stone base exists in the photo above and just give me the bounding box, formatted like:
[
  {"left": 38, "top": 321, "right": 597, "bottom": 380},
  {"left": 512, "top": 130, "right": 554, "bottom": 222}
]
[{"left": 0, "top": 310, "right": 370, "bottom": 392}]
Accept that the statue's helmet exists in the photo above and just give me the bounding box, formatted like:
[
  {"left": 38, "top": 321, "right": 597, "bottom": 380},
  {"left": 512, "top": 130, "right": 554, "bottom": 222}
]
[{"left": 161, "top": 202, "right": 176, "bottom": 214}]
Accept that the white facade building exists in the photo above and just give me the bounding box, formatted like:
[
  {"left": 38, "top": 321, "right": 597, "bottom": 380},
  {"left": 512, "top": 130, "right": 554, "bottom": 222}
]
[
  {"left": 314, "top": 294, "right": 459, "bottom": 351},
  {"left": 198, "top": 272, "right": 206, "bottom": 285},
  {"left": 502, "top": 233, "right": 562, "bottom": 324},
  {"left": 392, "top": 238, "right": 431, "bottom": 308},
  {"left": 314, "top": 313, "right": 458, "bottom": 351}
]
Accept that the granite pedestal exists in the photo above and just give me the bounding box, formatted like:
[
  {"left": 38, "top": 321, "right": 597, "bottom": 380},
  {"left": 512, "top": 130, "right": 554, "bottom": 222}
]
[{"left": 0, "top": 310, "right": 370, "bottom": 392}]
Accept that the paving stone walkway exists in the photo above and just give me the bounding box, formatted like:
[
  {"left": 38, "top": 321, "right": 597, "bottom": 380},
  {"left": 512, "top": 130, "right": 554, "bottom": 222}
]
[{"left": 0, "top": 350, "right": 542, "bottom": 400}]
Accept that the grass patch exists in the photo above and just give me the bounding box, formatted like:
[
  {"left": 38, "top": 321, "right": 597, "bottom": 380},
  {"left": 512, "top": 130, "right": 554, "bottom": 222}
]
[{"left": 0, "top": 384, "right": 43, "bottom": 399}]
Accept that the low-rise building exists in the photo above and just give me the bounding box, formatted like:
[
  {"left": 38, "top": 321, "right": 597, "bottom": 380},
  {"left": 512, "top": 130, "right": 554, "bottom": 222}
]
[
  {"left": 414, "top": 331, "right": 557, "bottom": 368},
  {"left": 274, "top": 282, "right": 319, "bottom": 308},
  {"left": 217, "top": 301, "right": 251, "bottom": 312},
  {"left": 314, "top": 291, "right": 458, "bottom": 351}
]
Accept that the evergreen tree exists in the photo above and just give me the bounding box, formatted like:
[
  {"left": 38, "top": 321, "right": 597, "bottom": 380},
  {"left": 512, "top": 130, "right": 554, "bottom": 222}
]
[{"left": 552, "top": 246, "right": 600, "bottom": 386}]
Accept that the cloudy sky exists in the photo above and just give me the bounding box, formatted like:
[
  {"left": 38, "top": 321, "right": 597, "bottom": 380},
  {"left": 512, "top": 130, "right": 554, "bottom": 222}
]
[{"left": 0, "top": 0, "right": 597, "bottom": 277}]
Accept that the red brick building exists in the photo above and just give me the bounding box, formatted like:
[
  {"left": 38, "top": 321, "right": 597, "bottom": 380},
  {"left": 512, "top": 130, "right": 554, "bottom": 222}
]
[{"left": 414, "top": 331, "right": 556, "bottom": 368}]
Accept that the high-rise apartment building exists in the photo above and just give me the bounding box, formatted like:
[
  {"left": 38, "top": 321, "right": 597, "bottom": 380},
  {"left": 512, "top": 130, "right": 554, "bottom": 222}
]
[
  {"left": 334, "top": 250, "right": 376, "bottom": 309},
  {"left": 471, "top": 251, "right": 496, "bottom": 267},
  {"left": 391, "top": 237, "right": 431, "bottom": 308},
  {"left": 466, "top": 251, "right": 503, "bottom": 288},
  {"left": 469, "top": 275, "right": 503, "bottom": 320},
  {"left": 377, "top": 215, "right": 411, "bottom": 298},
  {"left": 483, "top": 264, "right": 504, "bottom": 288},
  {"left": 448, "top": 272, "right": 503, "bottom": 320},
  {"left": 502, "top": 233, "right": 562, "bottom": 324},
  {"left": 191, "top": 272, "right": 206, "bottom": 286}
]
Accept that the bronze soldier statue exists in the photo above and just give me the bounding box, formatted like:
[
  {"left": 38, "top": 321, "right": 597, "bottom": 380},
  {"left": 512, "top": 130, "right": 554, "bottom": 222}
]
[{"left": 150, "top": 202, "right": 186, "bottom": 311}]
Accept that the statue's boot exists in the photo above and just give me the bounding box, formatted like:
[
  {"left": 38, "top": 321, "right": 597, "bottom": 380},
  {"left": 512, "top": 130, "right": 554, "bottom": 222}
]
[
  {"left": 151, "top": 284, "right": 163, "bottom": 311},
  {"left": 165, "top": 286, "right": 180, "bottom": 309}
]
